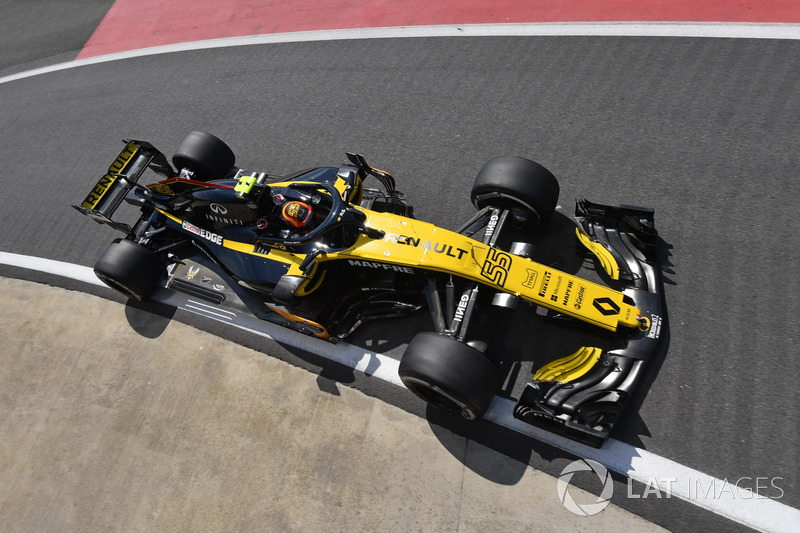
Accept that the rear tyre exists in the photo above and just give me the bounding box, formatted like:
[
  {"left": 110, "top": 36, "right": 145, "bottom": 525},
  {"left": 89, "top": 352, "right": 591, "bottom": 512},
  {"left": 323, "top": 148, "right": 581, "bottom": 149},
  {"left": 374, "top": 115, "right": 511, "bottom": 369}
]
[
  {"left": 172, "top": 131, "right": 235, "bottom": 181},
  {"left": 94, "top": 239, "right": 165, "bottom": 301},
  {"left": 471, "top": 156, "right": 560, "bottom": 228},
  {"left": 398, "top": 332, "right": 498, "bottom": 420}
]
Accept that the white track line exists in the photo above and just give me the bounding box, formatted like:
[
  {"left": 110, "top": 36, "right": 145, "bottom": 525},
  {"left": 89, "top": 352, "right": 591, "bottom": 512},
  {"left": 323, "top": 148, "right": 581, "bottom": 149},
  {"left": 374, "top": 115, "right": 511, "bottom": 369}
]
[
  {"left": 2, "top": 22, "right": 800, "bottom": 86},
  {"left": 486, "top": 398, "right": 799, "bottom": 533},
  {"left": 1, "top": 251, "right": 797, "bottom": 532},
  {"left": 0, "top": 252, "right": 104, "bottom": 287}
]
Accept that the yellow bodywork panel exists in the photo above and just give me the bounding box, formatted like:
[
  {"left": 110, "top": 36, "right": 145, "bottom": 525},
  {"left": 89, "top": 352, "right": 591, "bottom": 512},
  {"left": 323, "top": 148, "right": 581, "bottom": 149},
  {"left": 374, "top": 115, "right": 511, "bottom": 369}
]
[
  {"left": 575, "top": 226, "right": 620, "bottom": 280},
  {"left": 326, "top": 211, "right": 641, "bottom": 332},
  {"left": 156, "top": 191, "right": 641, "bottom": 332},
  {"left": 80, "top": 141, "right": 140, "bottom": 209},
  {"left": 534, "top": 346, "right": 602, "bottom": 382}
]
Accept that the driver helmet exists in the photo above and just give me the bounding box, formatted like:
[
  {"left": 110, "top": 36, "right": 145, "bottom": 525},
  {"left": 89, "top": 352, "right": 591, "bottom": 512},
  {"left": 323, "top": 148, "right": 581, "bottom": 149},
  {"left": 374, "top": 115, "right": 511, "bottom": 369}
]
[{"left": 281, "top": 201, "right": 313, "bottom": 228}]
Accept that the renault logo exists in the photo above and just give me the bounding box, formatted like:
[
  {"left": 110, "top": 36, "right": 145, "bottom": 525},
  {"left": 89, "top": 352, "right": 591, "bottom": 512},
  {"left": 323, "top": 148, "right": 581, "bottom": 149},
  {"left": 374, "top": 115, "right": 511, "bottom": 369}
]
[{"left": 593, "top": 297, "right": 620, "bottom": 316}]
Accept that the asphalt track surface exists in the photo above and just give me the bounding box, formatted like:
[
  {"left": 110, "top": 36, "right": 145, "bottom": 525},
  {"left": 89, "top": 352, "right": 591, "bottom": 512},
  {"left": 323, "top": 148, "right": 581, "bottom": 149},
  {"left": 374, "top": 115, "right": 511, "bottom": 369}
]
[{"left": 1, "top": 3, "right": 799, "bottom": 532}]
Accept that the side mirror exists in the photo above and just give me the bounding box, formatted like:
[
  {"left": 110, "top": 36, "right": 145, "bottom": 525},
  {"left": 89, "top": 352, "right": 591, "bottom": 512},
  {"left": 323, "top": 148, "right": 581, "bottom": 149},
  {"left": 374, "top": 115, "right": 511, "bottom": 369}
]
[{"left": 345, "top": 152, "right": 397, "bottom": 193}]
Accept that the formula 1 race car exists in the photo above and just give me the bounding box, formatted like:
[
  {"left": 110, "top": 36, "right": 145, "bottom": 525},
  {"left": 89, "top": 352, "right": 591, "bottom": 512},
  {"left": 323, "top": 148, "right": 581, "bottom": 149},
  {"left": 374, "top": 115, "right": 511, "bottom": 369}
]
[{"left": 73, "top": 131, "right": 665, "bottom": 447}]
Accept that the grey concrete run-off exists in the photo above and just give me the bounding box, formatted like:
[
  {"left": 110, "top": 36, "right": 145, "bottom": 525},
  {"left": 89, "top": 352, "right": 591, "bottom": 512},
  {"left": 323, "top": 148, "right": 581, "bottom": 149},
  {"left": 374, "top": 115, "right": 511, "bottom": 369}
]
[{"left": 0, "top": 277, "right": 666, "bottom": 532}]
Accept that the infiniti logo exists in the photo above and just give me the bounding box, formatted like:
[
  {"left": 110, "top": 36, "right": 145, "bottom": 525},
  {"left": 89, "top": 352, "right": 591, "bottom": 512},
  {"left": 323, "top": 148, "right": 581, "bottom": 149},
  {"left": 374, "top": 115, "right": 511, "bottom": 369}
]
[
  {"left": 210, "top": 203, "right": 228, "bottom": 214},
  {"left": 557, "top": 459, "right": 614, "bottom": 516}
]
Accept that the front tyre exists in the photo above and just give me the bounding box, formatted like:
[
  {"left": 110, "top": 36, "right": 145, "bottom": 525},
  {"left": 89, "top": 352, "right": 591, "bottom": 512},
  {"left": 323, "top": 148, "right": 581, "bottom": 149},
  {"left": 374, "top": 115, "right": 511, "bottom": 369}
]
[
  {"left": 471, "top": 156, "right": 560, "bottom": 228},
  {"left": 398, "top": 332, "right": 499, "bottom": 420},
  {"left": 93, "top": 239, "right": 165, "bottom": 301}
]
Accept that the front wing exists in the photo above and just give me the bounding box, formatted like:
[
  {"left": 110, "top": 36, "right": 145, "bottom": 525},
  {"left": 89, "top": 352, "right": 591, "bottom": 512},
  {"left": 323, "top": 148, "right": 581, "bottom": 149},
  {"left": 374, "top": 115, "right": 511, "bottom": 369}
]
[{"left": 513, "top": 199, "right": 665, "bottom": 448}]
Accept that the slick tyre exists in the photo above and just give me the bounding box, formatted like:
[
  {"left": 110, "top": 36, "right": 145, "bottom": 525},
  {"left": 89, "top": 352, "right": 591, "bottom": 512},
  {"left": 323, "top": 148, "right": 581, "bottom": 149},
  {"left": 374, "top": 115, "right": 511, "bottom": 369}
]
[
  {"left": 172, "top": 131, "right": 235, "bottom": 181},
  {"left": 398, "top": 332, "right": 499, "bottom": 420},
  {"left": 94, "top": 239, "right": 165, "bottom": 301},
  {"left": 471, "top": 156, "right": 560, "bottom": 228}
]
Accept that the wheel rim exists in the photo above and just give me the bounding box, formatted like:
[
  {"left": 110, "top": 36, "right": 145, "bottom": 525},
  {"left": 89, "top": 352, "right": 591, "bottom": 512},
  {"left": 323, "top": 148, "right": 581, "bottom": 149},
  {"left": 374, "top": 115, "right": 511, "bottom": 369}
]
[{"left": 402, "top": 376, "right": 477, "bottom": 420}]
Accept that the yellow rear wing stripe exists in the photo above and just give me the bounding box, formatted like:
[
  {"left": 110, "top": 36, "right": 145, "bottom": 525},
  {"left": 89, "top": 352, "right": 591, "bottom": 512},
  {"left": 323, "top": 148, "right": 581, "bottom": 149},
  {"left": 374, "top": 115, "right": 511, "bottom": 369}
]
[{"left": 80, "top": 142, "right": 140, "bottom": 210}]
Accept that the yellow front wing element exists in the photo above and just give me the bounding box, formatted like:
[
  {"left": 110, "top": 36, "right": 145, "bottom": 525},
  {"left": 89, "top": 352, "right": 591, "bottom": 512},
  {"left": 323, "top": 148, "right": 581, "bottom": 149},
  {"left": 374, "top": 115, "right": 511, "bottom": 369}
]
[
  {"left": 575, "top": 226, "right": 620, "bottom": 280},
  {"left": 534, "top": 346, "right": 602, "bottom": 383},
  {"left": 334, "top": 211, "right": 641, "bottom": 332}
]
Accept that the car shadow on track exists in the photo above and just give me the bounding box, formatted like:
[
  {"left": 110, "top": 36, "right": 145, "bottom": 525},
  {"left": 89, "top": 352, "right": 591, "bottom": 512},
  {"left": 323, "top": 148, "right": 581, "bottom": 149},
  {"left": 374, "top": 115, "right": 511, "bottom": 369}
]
[
  {"left": 608, "top": 236, "right": 675, "bottom": 448},
  {"left": 124, "top": 297, "right": 177, "bottom": 338},
  {"left": 116, "top": 211, "right": 675, "bottom": 484}
]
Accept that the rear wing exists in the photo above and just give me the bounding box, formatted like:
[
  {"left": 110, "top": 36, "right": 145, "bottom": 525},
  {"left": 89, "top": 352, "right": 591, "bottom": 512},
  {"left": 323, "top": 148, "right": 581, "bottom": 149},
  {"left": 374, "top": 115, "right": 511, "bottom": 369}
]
[{"left": 72, "top": 140, "right": 174, "bottom": 232}]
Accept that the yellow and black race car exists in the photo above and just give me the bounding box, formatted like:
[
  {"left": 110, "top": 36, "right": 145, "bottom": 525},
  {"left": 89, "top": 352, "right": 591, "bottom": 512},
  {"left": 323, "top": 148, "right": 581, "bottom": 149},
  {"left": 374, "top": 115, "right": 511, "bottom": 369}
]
[{"left": 74, "top": 131, "right": 665, "bottom": 447}]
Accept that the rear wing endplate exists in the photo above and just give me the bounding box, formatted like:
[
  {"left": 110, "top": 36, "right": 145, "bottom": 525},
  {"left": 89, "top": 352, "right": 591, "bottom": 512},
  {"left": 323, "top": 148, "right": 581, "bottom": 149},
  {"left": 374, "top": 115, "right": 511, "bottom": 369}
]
[{"left": 72, "top": 140, "right": 174, "bottom": 232}]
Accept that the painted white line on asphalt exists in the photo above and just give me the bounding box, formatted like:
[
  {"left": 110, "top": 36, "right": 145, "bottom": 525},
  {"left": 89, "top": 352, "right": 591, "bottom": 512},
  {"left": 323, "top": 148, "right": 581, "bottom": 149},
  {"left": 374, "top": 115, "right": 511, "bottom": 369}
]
[
  {"left": 2, "top": 22, "right": 799, "bottom": 85},
  {"left": 485, "top": 398, "right": 799, "bottom": 533},
  {"left": 231, "top": 319, "right": 403, "bottom": 385},
  {"left": 0, "top": 251, "right": 104, "bottom": 287},
  {"left": 206, "top": 303, "right": 404, "bottom": 385},
  {"left": 1, "top": 252, "right": 797, "bottom": 531}
]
